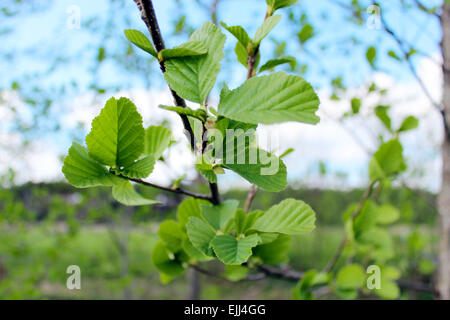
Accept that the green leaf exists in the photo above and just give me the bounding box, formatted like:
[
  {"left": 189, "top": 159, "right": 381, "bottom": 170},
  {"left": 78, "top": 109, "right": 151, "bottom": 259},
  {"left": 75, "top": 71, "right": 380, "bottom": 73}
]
[
  {"left": 292, "top": 270, "right": 330, "bottom": 300},
  {"left": 177, "top": 198, "right": 206, "bottom": 230},
  {"left": 210, "top": 234, "right": 260, "bottom": 265},
  {"left": 267, "top": 0, "right": 299, "bottom": 11},
  {"left": 218, "top": 72, "right": 320, "bottom": 125},
  {"left": 297, "top": 24, "right": 315, "bottom": 44},
  {"left": 234, "top": 209, "right": 264, "bottom": 235},
  {"left": 369, "top": 139, "right": 407, "bottom": 180},
  {"left": 111, "top": 180, "right": 159, "bottom": 206},
  {"left": 374, "top": 280, "right": 400, "bottom": 300},
  {"left": 375, "top": 105, "right": 392, "bottom": 131},
  {"left": 253, "top": 234, "right": 291, "bottom": 264},
  {"left": 158, "top": 220, "right": 184, "bottom": 253},
  {"left": 201, "top": 200, "right": 239, "bottom": 231},
  {"left": 181, "top": 238, "right": 212, "bottom": 262},
  {"left": 86, "top": 97, "right": 145, "bottom": 168},
  {"left": 352, "top": 201, "right": 378, "bottom": 238},
  {"left": 124, "top": 29, "right": 157, "bottom": 57},
  {"left": 152, "top": 241, "right": 185, "bottom": 278},
  {"left": 224, "top": 149, "right": 287, "bottom": 192},
  {"left": 164, "top": 22, "right": 226, "bottom": 104},
  {"left": 397, "top": 115, "right": 419, "bottom": 133},
  {"left": 120, "top": 155, "right": 155, "bottom": 179},
  {"left": 253, "top": 15, "right": 281, "bottom": 46},
  {"left": 186, "top": 217, "right": 216, "bottom": 256},
  {"left": 224, "top": 265, "right": 249, "bottom": 282},
  {"left": 280, "top": 148, "right": 295, "bottom": 159},
  {"left": 259, "top": 56, "right": 297, "bottom": 73},
  {"left": 160, "top": 41, "right": 208, "bottom": 60},
  {"left": 376, "top": 204, "right": 400, "bottom": 225},
  {"left": 336, "top": 264, "right": 366, "bottom": 289},
  {"left": 366, "top": 46, "right": 377, "bottom": 68},
  {"left": 351, "top": 97, "right": 362, "bottom": 114},
  {"left": 220, "top": 22, "right": 251, "bottom": 47},
  {"left": 159, "top": 105, "right": 207, "bottom": 122},
  {"left": 62, "top": 142, "right": 120, "bottom": 188},
  {"left": 144, "top": 126, "right": 172, "bottom": 160},
  {"left": 388, "top": 50, "right": 401, "bottom": 61},
  {"left": 235, "top": 41, "right": 249, "bottom": 67},
  {"left": 252, "top": 199, "right": 316, "bottom": 235}
]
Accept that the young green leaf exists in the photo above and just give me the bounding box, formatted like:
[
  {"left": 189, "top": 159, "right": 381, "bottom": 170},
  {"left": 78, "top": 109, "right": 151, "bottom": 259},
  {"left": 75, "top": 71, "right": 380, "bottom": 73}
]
[
  {"left": 253, "top": 234, "right": 291, "bottom": 264},
  {"left": 375, "top": 105, "right": 392, "bottom": 131},
  {"left": 112, "top": 180, "right": 159, "bottom": 206},
  {"left": 351, "top": 97, "right": 362, "bottom": 114},
  {"left": 252, "top": 199, "right": 316, "bottom": 235},
  {"left": 235, "top": 41, "right": 250, "bottom": 67},
  {"left": 253, "top": 15, "right": 281, "bottom": 46},
  {"left": 62, "top": 142, "right": 120, "bottom": 188},
  {"left": 258, "top": 56, "right": 297, "bottom": 73},
  {"left": 220, "top": 22, "right": 251, "bottom": 48},
  {"left": 160, "top": 41, "right": 208, "bottom": 60},
  {"left": 234, "top": 209, "right": 264, "bottom": 235},
  {"left": 366, "top": 46, "right": 377, "bottom": 68},
  {"left": 397, "top": 115, "right": 419, "bottom": 133},
  {"left": 86, "top": 97, "right": 145, "bottom": 168},
  {"left": 336, "top": 264, "right": 366, "bottom": 289},
  {"left": 224, "top": 149, "right": 287, "bottom": 192},
  {"left": 158, "top": 220, "right": 184, "bottom": 253},
  {"left": 119, "top": 155, "right": 155, "bottom": 179},
  {"left": 224, "top": 265, "right": 249, "bottom": 282},
  {"left": 124, "top": 29, "right": 157, "bottom": 57},
  {"left": 164, "top": 22, "right": 226, "bottom": 104},
  {"left": 181, "top": 238, "right": 213, "bottom": 262},
  {"left": 210, "top": 234, "right": 260, "bottom": 265},
  {"left": 376, "top": 204, "right": 400, "bottom": 225},
  {"left": 152, "top": 241, "right": 185, "bottom": 278},
  {"left": 374, "top": 280, "right": 400, "bottom": 300},
  {"left": 297, "top": 24, "right": 315, "bottom": 44},
  {"left": 218, "top": 72, "right": 320, "bottom": 125},
  {"left": 267, "top": 0, "right": 299, "bottom": 12},
  {"left": 292, "top": 269, "right": 330, "bottom": 300},
  {"left": 159, "top": 105, "right": 207, "bottom": 122},
  {"left": 200, "top": 200, "right": 239, "bottom": 231},
  {"left": 177, "top": 198, "right": 206, "bottom": 230},
  {"left": 186, "top": 217, "right": 216, "bottom": 256},
  {"left": 369, "top": 139, "right": 406, "bottom": 181},
  {"left": 144, "top": 126, "right": 172, "bottom": 160}
]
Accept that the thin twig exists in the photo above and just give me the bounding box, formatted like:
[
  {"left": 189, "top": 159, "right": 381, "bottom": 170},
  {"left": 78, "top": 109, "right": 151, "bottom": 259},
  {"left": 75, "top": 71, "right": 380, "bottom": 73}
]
[
  {"left": 244, "top": 185, "right": 258, "bottom": 212},
  {"left": 372, "top": 0, "right": 450, "bottom": 140},
  {"left": 127, "top": 177, "right": 215, "bottom": 203}
]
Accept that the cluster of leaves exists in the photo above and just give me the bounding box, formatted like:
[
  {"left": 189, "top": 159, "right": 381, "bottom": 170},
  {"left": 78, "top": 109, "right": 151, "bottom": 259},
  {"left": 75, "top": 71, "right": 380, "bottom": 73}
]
[
  {"left": 154, "top": 198, "right": 315, "bottom": 282},
  {"left": 63, "top": 97, "right": 172, "bottom": 206},
  {"left": 62, "top": 0, "right": 323, "bottom": 283}
]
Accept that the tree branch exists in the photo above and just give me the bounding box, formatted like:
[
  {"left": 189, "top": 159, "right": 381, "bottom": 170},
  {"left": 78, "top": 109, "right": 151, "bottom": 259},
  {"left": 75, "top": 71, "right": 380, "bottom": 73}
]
[
  {"left": 372, "top": 0, "right": 450, "bottom": 140},
  {"left": 132, "top": 0, "right": 221, "bottom": 205},
  {"left": 126, "top": 176, "right": 215, "bottom": 203}
]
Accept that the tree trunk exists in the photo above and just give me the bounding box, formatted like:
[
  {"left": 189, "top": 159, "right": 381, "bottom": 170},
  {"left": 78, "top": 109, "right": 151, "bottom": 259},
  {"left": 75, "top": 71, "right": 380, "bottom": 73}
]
[{"left": 439, "top": 3, "right": 450, "bottom": 300}]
